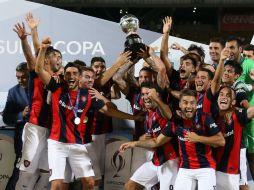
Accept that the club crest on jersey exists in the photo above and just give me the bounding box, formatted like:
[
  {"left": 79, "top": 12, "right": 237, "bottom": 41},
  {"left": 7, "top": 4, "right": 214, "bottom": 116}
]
[
  {"left": 81, "top": 96, "right": 87, "bottom": 102},
  {"left": 24, "top": 160, "right": 30, "bottom": 167}
]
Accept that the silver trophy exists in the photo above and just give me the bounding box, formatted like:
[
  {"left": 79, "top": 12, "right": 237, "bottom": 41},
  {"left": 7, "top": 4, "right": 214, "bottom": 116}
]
[{"left": 120, "top": 14, "right": 146, "bottom": 61}]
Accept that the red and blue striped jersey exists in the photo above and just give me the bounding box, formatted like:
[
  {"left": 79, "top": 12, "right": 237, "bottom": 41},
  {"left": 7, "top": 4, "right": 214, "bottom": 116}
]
[
  {"left": 213, "top": 109, "right": 248, "bottom": 174},
  {"left": 92, "top": 80, "right": 113, "bottom": 134},
  {"left": 163, "top": 113, "right": 219, "bottom": 169},
  {"left": 196, "top": 88, "right": 217, "bottom": 115},
  {"left": 28, "top": 71, "right": 52, "bottom": 128},
  {"left": 47, "top": 78, "right": 104, "bottom": 144},
  {"left": 145, "top": 109, "right": 178, "bottom": 166}
]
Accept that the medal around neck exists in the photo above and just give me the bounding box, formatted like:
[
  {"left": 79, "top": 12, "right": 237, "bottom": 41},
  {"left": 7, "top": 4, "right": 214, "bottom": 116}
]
[
  {"left": 83, "top": 116, "right": 88, "bottom": 123},
  {"left": 74, "top": 117, "right": 81, "bottom": 125}
]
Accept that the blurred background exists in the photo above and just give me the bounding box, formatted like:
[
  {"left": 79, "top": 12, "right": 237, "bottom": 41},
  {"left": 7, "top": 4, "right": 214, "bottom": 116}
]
[{"left": 28, "top": 0, "right": 254, "bottom": 44}]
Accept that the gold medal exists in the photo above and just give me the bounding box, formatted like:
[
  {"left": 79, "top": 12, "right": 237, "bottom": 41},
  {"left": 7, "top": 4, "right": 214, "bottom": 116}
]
[{"left": 83, "top": 116, "right": 88, "bottom": 123}]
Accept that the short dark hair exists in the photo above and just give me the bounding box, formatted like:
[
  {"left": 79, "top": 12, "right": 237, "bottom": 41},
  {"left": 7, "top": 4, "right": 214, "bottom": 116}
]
[
  {"left": 198, "top": 68, "right": 214, "bottom": 80},
  {"left": 91, "top": 57, "right": 105, "bottom": 66},
  {"left": 16, "top": 62, "right": 28, "bottom": 72},
  {"left": 140, "top": 81, "right": 156, "bottom": 89},
  {"left": 45, "top": 46, "right": 62, "bottom": 58},
  {"left": 243, "top": 44, "right": 254, "bottom": 51},
  {"left": 64, "top": 62, "right": 81, "bottom": 74},
  {"left": 219, "top": 85, "right": 236, "bottom": 99},
  {"left": 139, "top": 67, "right": 154, "bottom": 74},
  {"left": 226, "top": 36, "right": 243, "bottom": 47},
  {"left": 181, "top": 54, "right": 197, "bottom": 68},
  {"left": 80, "top": 66, "right": 95, "bottom": 73},
  {"left": 209, "top": 37, "right": 225, "bottom": 47},
  {"left": 187, "top": 44, "right": 205, "bottom": 59},
  {"left": 179, "top": 89, "right": 197, "bottom": 100},
  {"left": 224, "top": 60, "right": 243, "bottom": 75},
  {"left": 73, "top": 59, "right": 86, "bottom": 67}
]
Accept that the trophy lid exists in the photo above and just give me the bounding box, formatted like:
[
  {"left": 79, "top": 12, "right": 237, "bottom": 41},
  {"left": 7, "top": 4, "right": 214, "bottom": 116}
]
[{"left": 120, "top": 14, "right": 139, "bottom": 34}]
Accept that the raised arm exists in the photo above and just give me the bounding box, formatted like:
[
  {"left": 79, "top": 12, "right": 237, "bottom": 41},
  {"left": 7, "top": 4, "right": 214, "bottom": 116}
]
[
  {"left": 25, "top": 12, "right": 40, "bottom": 53},
  {"left": 35, "top": 38, "right": 52, "bottom": 85},
  {"left": 138, "top": 47, "right": 168, "bottom": 89},
  {"left": 112, "top": 60, "right": 136, "bottom": 95},
  {"left": 95, "top": 51, "right": 131, "bottom": 87},
  {"left": 160, "top": 16, "right": 173, "bottom": 74},
  {"left": 211, "top": 47, "right": 230, "bottom": 95},
  {"left": 13, "top": 22, "right": 36, "bottom": 71},
  {"left": 148, "top": 88, "right": 172, "bottom": 120}
]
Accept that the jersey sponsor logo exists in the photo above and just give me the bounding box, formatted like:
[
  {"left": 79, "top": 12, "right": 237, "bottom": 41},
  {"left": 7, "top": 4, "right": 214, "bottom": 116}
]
[
  {"left": 24, "top": 160, "right": 30, "bottom": 167},
  {"left": 224, "top": 130, "right": 234, "bottom": 137},
  {"left": 210, "top": 123, "right": 217, "bottom": 128},
  {"left": 178, "top": 136, "right": 187, "bottom": 141},
  {"left": 133, "top": 104, "right": 141, "bottom": 110},
  {"left": 197, "top": 104, "right": 203, "bottom": 109},
  {"left": 152, "top": 126, "right": 161, "bottom": 133}
]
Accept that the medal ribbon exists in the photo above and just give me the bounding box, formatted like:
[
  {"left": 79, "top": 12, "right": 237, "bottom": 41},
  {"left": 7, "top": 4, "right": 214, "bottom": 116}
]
[{"left": 68, "top": 89, "right": 80, "bottom": 120}]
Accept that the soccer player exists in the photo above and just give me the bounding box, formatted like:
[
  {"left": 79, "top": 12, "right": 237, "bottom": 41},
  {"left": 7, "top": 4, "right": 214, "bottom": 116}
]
[
  {"left": 121, "top": 89, "right": 225, "bottom": 190},
  {"left": 213, "top": 86, "right": 254, "bottom": 190},
  {"left": 119, "top": 82, "right": 177, "bottom": 190}
]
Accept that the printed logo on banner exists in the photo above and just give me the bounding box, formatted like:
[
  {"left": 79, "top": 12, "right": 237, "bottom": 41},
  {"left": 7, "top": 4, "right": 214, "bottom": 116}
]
[{"left": 111, "top": 150, "right": 125, "bottom": 178}]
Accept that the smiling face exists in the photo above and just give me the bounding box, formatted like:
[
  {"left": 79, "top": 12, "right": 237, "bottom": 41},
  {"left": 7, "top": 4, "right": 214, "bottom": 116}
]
[
  {"left": 195, "top": 70, "right": 211, "bottom": 92},
  {"left": 217, "top": 87, "right": 235, "bottom": 111},
  {"left": 80, "top": 70, "right": 95, "bottom": 89},
  {"left": 222, "top": 65, "right": 238, "bottom": 85},
  {"left": 209, "top": 42, "right": 223, "bottom": 63},
  {"left": 64, "top": 66, "right": 80, "bottom": 90},
  {"left": 141, "top": 87, "right": 156, "bottom": 110},
  {"left": 225, "top": 40, "right": 242, "bottom": 62},
  {"left": 179, "top": 95, "right": 197, "bottom": 119}
]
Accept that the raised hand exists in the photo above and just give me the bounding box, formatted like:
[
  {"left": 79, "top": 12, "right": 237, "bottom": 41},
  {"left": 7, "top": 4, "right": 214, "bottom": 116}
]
[
  {"left": 162, "top": 16, "right": 172, "bottom": 34},
  {"left": 148, "top": 88, "right": 159, "bottom": 101},
  {"left": 171, "top": 42, "right": 181, "bottom": 50},
  {"left": 13, "top": 22, "right": 30, "bottom": 40},
  {"left": 25, "top": 12, "right": 39, "bottom": 30},
  {"left": 137, "top": 46, "right": 150, "bottom": 59},
  {"left": 220, "top": 47, "right": 230, "bottom": 61},
  {"left": 116, "top": 51, "right": 132, "bottom": 65},
  {"left": 41, "top": 37, "right": 51, "bottom": 49}
]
